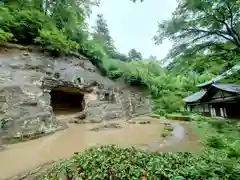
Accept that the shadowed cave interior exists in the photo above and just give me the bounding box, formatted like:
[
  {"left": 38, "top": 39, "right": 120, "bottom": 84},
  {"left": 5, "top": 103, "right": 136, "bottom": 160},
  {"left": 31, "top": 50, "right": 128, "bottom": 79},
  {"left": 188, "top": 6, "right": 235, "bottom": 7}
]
[{"left": 50, "top": 87, "right": 85, "bottom": 115}]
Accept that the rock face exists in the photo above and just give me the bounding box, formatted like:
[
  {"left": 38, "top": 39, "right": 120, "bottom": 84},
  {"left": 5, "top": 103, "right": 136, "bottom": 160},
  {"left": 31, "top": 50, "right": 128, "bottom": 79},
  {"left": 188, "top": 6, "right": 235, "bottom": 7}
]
[{"left": 0, "top": 48, "right": 150, "bottom": 144}]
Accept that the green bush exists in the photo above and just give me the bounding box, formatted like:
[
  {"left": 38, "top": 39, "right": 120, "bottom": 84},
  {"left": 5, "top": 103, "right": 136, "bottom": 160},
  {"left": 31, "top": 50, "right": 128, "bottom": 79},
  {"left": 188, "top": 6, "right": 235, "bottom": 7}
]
[
  {"left": 36, "top": 27, "right": 79, "bottom": 56},
  {"left": 101, "top": 58, "right": 126, "bottom": 79},
  {"left": 78, "top": 40, "right": 108, "bottom": 75},
  {"left": 9, "top": 10, "right": 46, "bottom": 43},
  {"left": 0, "top": 6, "right": 13, "bottom": 32},
  {"left": 209, "top": 120, "right": 228, "bottom": 133},
  {"left": 191, "top": 115, "right": 212, "bottom": 122},
  {"left": 0, "top": 28, "right": 13, "bottom": 42},
  {"left": 206, "top": 136, "right": 225, "bottom": 149},
  {"left": 40, "top": 145, "right": 240, "bottom": 180},
  {"left": 227, "top": 146, "right": 240, "bottom": 158}
]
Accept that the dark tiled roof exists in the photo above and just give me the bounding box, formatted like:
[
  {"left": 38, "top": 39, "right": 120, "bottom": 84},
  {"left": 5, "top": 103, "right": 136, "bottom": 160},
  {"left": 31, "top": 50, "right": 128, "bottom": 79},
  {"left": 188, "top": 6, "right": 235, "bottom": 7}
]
[
  {"left": 183, "top": 90, "right": 207, "bottom": 103},
  {"left": 212, "top": 83, "right": 240, "bottom": 94},
  {"left": 197, "top": 64, "right": 240, "bottom": 88},
  {"left": 184, "top": 83, "right": 240, "bottom": 103}
]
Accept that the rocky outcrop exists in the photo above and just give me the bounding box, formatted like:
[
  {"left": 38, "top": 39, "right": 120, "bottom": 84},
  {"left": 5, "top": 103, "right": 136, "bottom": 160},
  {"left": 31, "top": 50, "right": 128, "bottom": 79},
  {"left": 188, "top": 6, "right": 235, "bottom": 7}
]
[{"left": 0, "top": 47, "right": 150, "bottom": 144}]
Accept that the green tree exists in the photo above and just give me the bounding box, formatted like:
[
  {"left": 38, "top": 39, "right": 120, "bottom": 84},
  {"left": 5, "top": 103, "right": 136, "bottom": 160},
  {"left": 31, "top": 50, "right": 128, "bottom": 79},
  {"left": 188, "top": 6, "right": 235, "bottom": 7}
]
[
  {"left": 147, "top": 55, "right": 158, "bottom": 60},
  {"left": 49, "top": 0, "right": 95, "bottom": 29},
  {"left": 128, "top": 48, "right": 142, "bottom": 60},
  {"left": 93, "top": 14, "right": 115, "bottom": 54},
  {"left": 155, "top": 0, "right": 240, "bottom": 58}
]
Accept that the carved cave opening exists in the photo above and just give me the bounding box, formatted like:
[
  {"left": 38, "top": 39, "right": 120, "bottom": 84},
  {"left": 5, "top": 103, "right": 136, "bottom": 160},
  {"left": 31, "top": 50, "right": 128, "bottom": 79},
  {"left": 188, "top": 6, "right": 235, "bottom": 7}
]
[{"left": 50, "top": 87, "right": 85, "bottom": 115}]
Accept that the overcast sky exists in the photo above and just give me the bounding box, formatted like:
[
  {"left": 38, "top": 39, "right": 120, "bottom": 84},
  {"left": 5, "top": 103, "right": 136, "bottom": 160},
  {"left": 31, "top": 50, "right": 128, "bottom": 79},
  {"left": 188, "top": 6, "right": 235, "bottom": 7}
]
[{"left": 87, "top": 0, "right": 177, "bottom": 60}]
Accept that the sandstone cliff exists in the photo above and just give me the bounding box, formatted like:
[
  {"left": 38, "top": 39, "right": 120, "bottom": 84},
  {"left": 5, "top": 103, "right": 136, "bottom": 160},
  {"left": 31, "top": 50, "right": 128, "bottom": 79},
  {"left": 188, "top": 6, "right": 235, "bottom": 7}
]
[{"left": 0, "top": 47, "right": 150, "bottom": 144}]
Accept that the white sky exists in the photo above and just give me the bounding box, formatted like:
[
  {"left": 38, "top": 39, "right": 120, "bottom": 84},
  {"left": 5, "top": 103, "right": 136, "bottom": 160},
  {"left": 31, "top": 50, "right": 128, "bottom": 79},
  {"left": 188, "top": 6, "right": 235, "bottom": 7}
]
[{"left": 87, "top": 0, "right": 177, "bottom": 60}]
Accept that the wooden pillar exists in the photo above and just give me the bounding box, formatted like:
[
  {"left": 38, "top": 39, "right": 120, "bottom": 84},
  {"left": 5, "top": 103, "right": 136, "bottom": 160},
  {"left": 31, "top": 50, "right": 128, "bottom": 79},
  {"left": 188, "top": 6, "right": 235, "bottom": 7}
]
[
  {"left": 224, "top": 108, "right": 227, "bottom": 118},
  {"left": 210, "top": 105, "right": 216, "bottom": 117},
  {"left": 220, "top": 108, "right": 224, "bottom": 118}
]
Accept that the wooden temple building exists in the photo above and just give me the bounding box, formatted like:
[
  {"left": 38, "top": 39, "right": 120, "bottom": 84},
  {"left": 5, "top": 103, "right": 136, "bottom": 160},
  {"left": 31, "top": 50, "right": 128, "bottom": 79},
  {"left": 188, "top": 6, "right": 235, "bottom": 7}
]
[{"left": 184, "top": 65, "right": 240, "bottom": 119}]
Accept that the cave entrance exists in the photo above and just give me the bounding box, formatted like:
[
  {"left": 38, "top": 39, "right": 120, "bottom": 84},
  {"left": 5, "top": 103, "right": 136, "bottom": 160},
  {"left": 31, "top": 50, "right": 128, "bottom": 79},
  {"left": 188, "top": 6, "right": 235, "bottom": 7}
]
[{"left": 50, "top": 87, "right": 85, "bottom": 115}]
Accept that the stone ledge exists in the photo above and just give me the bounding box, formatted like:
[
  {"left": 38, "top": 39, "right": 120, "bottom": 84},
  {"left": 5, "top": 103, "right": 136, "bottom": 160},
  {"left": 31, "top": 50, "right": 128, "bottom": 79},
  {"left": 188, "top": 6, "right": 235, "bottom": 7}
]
[
  {"left": 0, "top": 43, "right": 88, "bottom": 61},
  {"left": 1, "top": 123, "right": 68, "bottom": 145}
]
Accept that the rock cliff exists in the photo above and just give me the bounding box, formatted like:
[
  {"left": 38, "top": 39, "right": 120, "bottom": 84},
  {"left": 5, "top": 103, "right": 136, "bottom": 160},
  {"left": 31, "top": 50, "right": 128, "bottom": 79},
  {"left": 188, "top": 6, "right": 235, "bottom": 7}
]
[{"left": 0, "top": 47, "right": 150, "bottom": 144}]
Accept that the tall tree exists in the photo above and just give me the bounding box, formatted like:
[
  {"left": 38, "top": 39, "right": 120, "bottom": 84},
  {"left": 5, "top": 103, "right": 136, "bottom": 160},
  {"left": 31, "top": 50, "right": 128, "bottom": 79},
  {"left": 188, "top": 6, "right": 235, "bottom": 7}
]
[
  {"left": 2, "top": 0, "right": 99, "bottom": 28},
  {"left": 93, "top": 13, "right": 115, "bottom": 54},
  {"left": 148, "top": 55, "right": 158, "bottom": 60},
  {"left": 49, "top": 0, "right": 99, "bottom": 29},
  {"left": 155, "top": 0, "right": 240, "bottom": 58},
  {"left": 128, "top": 49, "right": 142, "bottom": 60},
  {"left": 43, "top": 0, "right": 100, "bottom": 16}
]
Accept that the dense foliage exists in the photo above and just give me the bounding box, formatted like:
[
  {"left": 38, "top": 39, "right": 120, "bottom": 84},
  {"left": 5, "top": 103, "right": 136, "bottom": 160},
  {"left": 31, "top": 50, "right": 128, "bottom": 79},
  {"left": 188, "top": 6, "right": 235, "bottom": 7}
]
[
  {"left": 39, "top": 117, "right": 240, "bottom": 180},
  {"left": 155, "top": 0, "right": 240, "bottom": 58}
]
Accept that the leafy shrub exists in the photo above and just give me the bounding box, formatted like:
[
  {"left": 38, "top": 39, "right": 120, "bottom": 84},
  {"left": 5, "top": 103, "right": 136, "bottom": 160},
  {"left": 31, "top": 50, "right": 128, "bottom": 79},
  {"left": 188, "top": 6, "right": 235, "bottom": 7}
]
[
  {"left": 227, "top": 146, "right": 240, "bottom": 158},
  {"left": 180, "top": 110, "right": 191, "bottom": 116},
  {"left": 101, "top": 58, "right": 125, "bottom": 79},
  {"left": 107, "top": 69, "right": 123, "bottom": 79},
  {"left": 209, "top": 120, "right": 227, "bottom": 129},
  {"left": 206, "top": 136, "right": 225, "bottom": 149},
  {"left": 0, "top": 6, "right": 13, "bottom": 32},
  {"left": 78, "top": 40, "right": 108, "bottom": 75},
  {"left": 36, "top": 27, "right": 79, "bottom": 56},
  {"left": 9, "top": 10, "right": 46, "bottom": 43},
  {"left": 0, "top": 28, "right": 13, "bottom": 42},
  {"left": 40, "top": 145, "right": 240, "bottom": 180},
  {"left": 191, "top": 115, "right": 212, "bottom": 122}
]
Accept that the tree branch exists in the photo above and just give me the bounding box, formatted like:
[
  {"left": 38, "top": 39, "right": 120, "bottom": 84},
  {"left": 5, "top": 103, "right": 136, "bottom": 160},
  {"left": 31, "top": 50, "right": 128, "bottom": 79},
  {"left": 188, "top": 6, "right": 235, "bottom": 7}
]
[
  {"left": 223, "top": 22, "right": 240, "bottom": 47},
  {"left": 182, "top": 28, "right": 235, "bottom": 43},
  {"left": 225, "top": 2, "right": 234, "bottom": 30},
  {"left": 225, "top": 1, "right": 240, "bottom": 42},
  {"left": 212, "top": 8, "right": 240, "bottom": 47}
]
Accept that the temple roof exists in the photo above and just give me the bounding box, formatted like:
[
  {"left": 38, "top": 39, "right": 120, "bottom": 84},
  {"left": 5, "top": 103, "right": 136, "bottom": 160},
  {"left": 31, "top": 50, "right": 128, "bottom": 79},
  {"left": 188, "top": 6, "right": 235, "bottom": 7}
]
[
  {"left": 184, "top": 83, "right": 240, "bottom": 103},
  {"left": 212, "top": 83, "right": 240, "bottom": 94},
  {"left": 197, "top": 64, "right": 240, "bottom": 88},
  {"left": 183, "top": 90, "right": 207, "bottom": 103}
]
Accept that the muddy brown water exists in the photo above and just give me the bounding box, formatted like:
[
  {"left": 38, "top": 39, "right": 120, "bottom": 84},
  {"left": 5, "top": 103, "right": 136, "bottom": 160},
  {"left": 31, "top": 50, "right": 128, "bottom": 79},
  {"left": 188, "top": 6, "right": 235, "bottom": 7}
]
[
  {"left": 0, "top": 116, "right": 166, "bottom": 179},
  {"left": 0, "top": 115, "right": 202, "bottom": 180}
]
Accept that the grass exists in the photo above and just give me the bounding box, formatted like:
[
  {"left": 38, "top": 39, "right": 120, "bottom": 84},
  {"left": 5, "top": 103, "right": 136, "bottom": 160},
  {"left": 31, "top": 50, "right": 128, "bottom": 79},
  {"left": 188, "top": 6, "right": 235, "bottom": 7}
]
[{"left": 192, "top": 116, "right": 240, "bottom": 160}]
